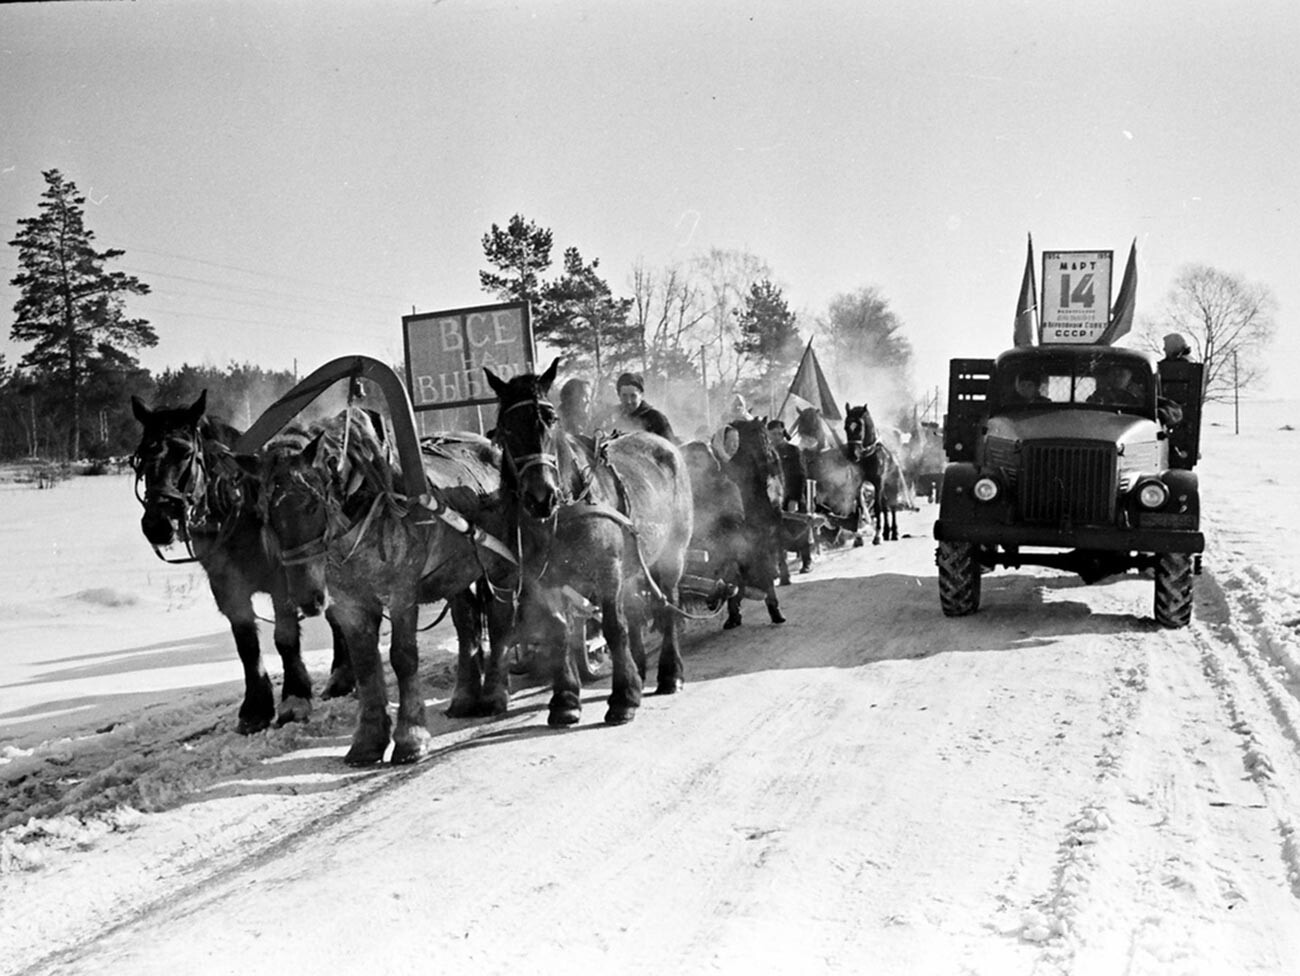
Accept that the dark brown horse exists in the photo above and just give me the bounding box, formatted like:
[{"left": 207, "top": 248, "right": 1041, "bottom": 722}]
[
  {"left": 843, "top": 403, "right": 904, "bottom": 542},
  {"left": 485, "top": 360, "right": 692, "bottom": 728},
  {"left": 129, "top": 391, "right": 353, "bottom": 734},
  {"left": 720, "top": 417, "right": 787, "bottom": 628},
  {"left": 680, "top": 434, "right": 785, "bottom": 629},
  {"left": 794, "top": 405, "right": 875, "bottom": 545},
  {"left": 252, "top": 410, "right": 516, "bottom": 765}
]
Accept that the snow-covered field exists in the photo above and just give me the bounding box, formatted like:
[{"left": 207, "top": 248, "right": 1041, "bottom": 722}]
[{"left": 2, "top": 398, "right": 1299, "bottom": 975}]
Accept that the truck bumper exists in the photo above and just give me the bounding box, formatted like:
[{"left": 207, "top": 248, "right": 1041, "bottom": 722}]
[{"left": 934, "top": 520, "right": 1204, "bottom": 554}]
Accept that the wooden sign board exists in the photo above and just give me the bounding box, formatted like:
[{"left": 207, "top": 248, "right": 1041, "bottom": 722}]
[
  {"left": 402, "top": 301, "right": 534, "bottom": 435},
  {"left": 1040, "top": 250, "right": 1112, "bottom": 344}
]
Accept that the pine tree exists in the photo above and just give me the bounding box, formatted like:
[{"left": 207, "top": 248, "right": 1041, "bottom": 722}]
[
  {"left": 541, "top": 247, "right": 639, "bottom": 387},
  {"left": 734, "top": 279, "right": 801, "bottom": 404},
  {"left": 479, "top": 214, "right": 554, "bottom": 305},
  {"left": 9, "top": 169, "right": 156, "bottom": 458}
]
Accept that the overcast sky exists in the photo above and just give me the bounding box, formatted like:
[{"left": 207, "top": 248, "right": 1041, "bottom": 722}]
[{"left": 2, "top": 0, "right": 1297, "bottom": 398}]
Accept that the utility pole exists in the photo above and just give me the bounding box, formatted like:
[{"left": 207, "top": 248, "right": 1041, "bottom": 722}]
[{"left": 1233, "top": 349, "right": 1240, "bottom": 435}]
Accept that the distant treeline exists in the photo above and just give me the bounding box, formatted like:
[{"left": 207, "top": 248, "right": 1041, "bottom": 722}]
[{"left": 0, "top": 361, "right": 297, "bottom": 461}]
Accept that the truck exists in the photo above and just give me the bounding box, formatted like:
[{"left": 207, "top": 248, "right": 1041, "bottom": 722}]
[{"left": 933, "top": 343, "right": 1205, "bottom": 627}]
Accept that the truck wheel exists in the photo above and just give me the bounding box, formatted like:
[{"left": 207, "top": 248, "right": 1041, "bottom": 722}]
[
  {"left": 1154, "top": 552, "right": 1194, "bottom": 628},
  {"left": 937, "top": 541, "right": 981, "bottom": 616}
]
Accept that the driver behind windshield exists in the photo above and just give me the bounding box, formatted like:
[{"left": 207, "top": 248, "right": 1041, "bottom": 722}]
[{"left": 1087, "top": 364, "right": 1145, "bottom": 407}]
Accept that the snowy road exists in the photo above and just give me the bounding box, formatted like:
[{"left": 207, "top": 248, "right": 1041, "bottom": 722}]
[{"left": 3, "top": 403, "right": 1300, "bottom": 975}]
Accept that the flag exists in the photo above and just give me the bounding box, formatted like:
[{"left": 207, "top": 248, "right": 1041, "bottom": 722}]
[
  {"left": 779, "top": 340, "right": 841, "bottom": 421},
  {"left": 1097, "top": 239, "right": 1137, "bottom": 345},
  {"left": 1013, "top": 233, "right": 1038, "bottom": 347}
]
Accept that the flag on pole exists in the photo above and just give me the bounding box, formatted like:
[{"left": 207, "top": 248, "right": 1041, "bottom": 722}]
[
  {"left": 779, "top": 340, "right": 841, "bottom": 420},
  {"left": 1013, "top": 233, "right": 1038, "bottom": 347},
  {"left": 778, "top": 340, "right": 843, "bottom": 446},
  {"left": 1097, "top": 239, "right": 1137, "bottom": 345}
]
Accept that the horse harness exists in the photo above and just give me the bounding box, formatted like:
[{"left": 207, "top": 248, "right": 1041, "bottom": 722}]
[{"left": 497, "top": 397, "right": 696, "bottom": 615}]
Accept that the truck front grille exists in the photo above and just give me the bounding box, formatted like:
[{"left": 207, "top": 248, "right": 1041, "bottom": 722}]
[{"left": 1020, "top": 442, "right": 1117, "bottom": 525}]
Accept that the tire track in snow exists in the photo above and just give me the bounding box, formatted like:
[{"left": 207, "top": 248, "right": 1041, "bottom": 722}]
[{"left": 1014, "top": 634, "right": 1150, "bottom": 974}]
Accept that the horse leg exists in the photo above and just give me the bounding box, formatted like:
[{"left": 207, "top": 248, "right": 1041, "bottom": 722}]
[
  {"left": 654, "top": 582, "right": 685, "bottom": 695},
  {"left": 529, "top": 592, "right": 579, "bottom": 727},
  {"left": 271, "top": 592, "right": 313, "bottom": 726},
  {"left": 604, "top": 583, "right": 643, "bottom": 725},
  {"left": 870, "top": 477, "right": 884, "bottom": 545},
  {"left": 723, "top": 591, "right": 743, "bottom": 629},
  {"left": 625, "top": 595, "right": 648, "bottom": 683},
  {"left": 763, "top": 533, "right": 786, "bottom": 624},
  {"left": 209, "top": 574, "right": 275, "bottom": 735},
  {"left": 321, "top": 607, "right": 355, "bottom": 699},
  {"left": 447, "top": 590, "right": 486, "bottom": 719},
  {"left": 332, "top": 597, "right": 391, "bottom": 765},
  {"left": 480, "top": 580, "right": 514, "bottom": 716},
  {"left": 389, "top": 598, "right": 431, "bottom": 765}
]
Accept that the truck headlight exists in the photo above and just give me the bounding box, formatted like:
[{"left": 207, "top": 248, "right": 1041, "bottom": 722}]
[
  {"left": 973, "top": 477, "right": 1000, "bottom": 502},
  {"left": 1137, "top": 480, "right": 1169, "bottom": 509}
]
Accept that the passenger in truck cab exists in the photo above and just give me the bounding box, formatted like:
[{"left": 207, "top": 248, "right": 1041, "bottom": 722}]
[
  {"left": 1087, "top": 364, "right": 1145, "bottom": 407},
  {"left": 1011, "top": 371, "right": 1051, "bottom": 404}
]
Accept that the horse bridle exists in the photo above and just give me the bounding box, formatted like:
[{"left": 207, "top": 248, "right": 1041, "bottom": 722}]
[
  {"left": 497, "top": 397, "right": 562, "bottom": 483},
  {"left": 131, "top": 427, "right": 212, "bottom": 563},
  {"left": 845, "top": 415, "right": 880, "bottom": 459}
]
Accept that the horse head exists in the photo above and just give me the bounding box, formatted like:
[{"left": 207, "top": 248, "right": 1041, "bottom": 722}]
[
  {"left": 130, "top": 391, "right": 213, "bottom": 550},
  {"left": 793, "top": 406, "right": 827, "bottom": 453},
  {"left": 485, "top": 359, "right": 565, "bottom": 520},
  {"left": 729, "top": 416, "right": 785, "bottom": 511},
  {"left": 843, "top": 403, "right": 878, "bottom": 463},
  {"left": 254, "top": 431, "right": 334, "bottom": 616},
  {"left": 254, "top": 410, "right": 384, "bottom": 617}
]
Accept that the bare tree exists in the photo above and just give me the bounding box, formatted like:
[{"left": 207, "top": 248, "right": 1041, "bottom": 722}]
[
  {"left": 691, "top": 247, "right": 773, "bottom": 392},
  {"left": 628, "top": 259, "right": 710, "bottom": 380},
  {"left": 1149, "top": 264, "right": 1277, "bottom": 402}
]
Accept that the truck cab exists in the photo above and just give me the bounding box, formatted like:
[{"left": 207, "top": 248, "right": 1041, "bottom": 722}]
[{"left": 934, "top": 344, "right": 1205, "bottom": 627}]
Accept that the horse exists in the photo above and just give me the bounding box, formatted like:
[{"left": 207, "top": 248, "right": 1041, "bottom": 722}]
[
  {"left": 679, "top": 434, "right": 786, "bottom": 629},
  {"left": 794, "top": 405, "right": 875, "bottom": 546},
  {"left": 843, "top": 403, "right": 904, "bottom": 542},
  {"left": 722, "top": 417, "right": 788, "bottom": 627},
  {"left": 765, "top": 423, "right": 814, "bottom": 580},
  {"left": 679, "top": 439, "right": 745, "bottom": 617},
  {"left": 251, "top": 409, "right": 516, "bottom": 765},
  {"left": 484, "top": 360, "right": 692, "bottom": 728},
  {"left": 129, "top": 390, "right": 354, "bottom": 734}
]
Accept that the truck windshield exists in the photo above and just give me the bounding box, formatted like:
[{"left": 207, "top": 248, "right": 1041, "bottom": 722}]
[{"left": 997, "top": 357, "right": 1151, "bottom": 414}]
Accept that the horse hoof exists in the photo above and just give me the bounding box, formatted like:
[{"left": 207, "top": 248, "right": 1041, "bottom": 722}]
[
  {"left": 655, "top": 679, "right": 684, "bottom": 696},
  {"left": 343, "top": 744, "right": 386, "bottom": 766},
  {"left": 768, "top": 610, "right": 786, "bottom": 624},
  {"left": 799, "top": 565, "right": 811, "bottom": 574},
  {"left": 854, "top": 537, "right": 865, "bottom": 548},
  {"left": 481, "top": 689, "right": 510, "bottom": 717},
  {"left": 235, "top": 714, "right": 272, "bottom": 736},
  {"left": 548, "top": 708, "right": 582, "bottom": 728},
  {"left": 275, "top": 696, "right": 311, "bottom": 727},
  {"left": 391, "top": 728, "right": 433, "bottom": 765},
  {"left": 871, "top": 537, "right": 881, "bottom": 546},
  {"left": 321, "top": 671, "right": 355, "bottom": 699},
  {"left": 604, "top": 706, "right": 637, "bottom": 725},
  {"left": 723, "top": 615, "right": 742, "bottom": 630},
  {"left": 445, "top": 697, "right": 478, "bottom": 719}
]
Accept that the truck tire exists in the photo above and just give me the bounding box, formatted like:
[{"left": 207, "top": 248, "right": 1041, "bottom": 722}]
[
  {"left": 1154, "top": 552, "right": 1194, "bottom": 628},
  {"left": 937, "top": 541, "right": 981, "bottom": 616}
]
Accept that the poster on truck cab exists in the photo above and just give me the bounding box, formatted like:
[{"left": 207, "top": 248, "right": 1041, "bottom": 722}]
[
  {"left": 1040, "top": 250, "right": 1112, "bottom": 344},
  {"left": 403, "top": 300, "right": 534, "bottom": 436}
]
